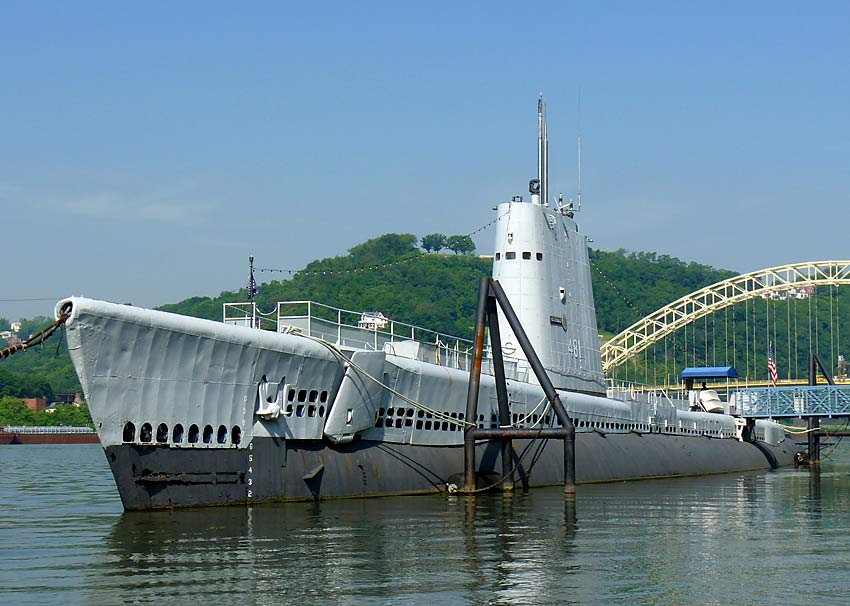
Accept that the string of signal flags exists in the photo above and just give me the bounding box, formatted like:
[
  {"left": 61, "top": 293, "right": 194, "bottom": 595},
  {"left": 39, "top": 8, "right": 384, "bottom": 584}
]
[{"left": 256, "top": 211, "right": 511, "bottom": 278}]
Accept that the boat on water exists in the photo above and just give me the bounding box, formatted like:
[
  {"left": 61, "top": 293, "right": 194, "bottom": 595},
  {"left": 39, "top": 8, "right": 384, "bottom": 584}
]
[
  {"left": 57, "top": 101, "right": 797, "bottom": 510},
  {"left": 0, "top": 426, "right": 99, "bottom": 445}
]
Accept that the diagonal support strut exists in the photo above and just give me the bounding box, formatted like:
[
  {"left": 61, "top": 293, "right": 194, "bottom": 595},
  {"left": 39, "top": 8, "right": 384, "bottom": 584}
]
[{"left": 463, "top": 278, "right": 576, "bottom": 495}]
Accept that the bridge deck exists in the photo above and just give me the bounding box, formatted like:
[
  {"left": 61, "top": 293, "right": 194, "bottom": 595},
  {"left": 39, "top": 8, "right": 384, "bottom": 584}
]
[{"left": 736, "top": 385, "right": 850, "bottom": 418}]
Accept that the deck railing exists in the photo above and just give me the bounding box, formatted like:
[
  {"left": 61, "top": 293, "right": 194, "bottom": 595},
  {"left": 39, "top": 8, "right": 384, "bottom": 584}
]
[
  {"left": 224, "top": 301, "right": 481, "bottom": 371},
  {"left": 606, "top": 379, "right": 684, "bottom": 411},
  {"left": 0, "top": 426, "right": 96, "bottom": 434}
]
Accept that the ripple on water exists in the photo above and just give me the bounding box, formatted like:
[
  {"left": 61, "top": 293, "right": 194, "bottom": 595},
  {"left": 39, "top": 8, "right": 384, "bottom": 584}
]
[{"left": 3, "top": 445, "right": 850, "bottom": 605}]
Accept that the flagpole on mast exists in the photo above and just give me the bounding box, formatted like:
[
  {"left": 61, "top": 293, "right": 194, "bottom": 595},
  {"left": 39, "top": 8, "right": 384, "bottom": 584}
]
[
  {"left": 248, "top": 255, "right": 256, "bottom": 303},
  {"left": 248, "top": 254, "right": 259, "bottom": 328}
]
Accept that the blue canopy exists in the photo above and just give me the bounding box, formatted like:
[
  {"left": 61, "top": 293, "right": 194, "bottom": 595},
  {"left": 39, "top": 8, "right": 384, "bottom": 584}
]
[{"left": 681, "top": 366, "right": 739, "bottom": 379}]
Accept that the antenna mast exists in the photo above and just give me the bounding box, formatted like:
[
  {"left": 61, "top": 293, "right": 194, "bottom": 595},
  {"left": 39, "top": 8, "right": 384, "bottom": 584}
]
[
  {"left": 535, "top": 95, "right": 543, "bottom": 205},
  {"left": 577, "top": 86, "right": 583, "bottom": 212},
  {"left": 543, "top": 100, "right": 549, "bottom": 207},
  {"left": 577, "top": 136, "right": 582, "bottom": 212}
]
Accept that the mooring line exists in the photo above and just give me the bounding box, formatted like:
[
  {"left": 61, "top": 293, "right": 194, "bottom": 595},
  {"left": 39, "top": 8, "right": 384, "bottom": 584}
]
[{"left": 0, "top": 313, "right": 69, "bottom": 360}]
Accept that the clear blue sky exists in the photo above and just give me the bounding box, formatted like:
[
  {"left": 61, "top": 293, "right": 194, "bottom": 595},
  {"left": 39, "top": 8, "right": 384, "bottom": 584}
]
[{"left": 3, "top": 1, "right": 849, "bottom": 321}]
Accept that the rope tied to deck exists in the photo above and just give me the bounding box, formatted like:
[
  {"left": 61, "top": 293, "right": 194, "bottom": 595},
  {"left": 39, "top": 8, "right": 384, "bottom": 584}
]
[{"left": 0, "top": 313, "right": 69, "bottom": 360}]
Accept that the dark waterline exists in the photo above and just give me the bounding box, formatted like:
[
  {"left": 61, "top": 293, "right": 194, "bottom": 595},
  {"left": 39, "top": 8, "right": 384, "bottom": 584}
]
[{"left": 2, "top": 444, "right": 850, "bottom": 605}]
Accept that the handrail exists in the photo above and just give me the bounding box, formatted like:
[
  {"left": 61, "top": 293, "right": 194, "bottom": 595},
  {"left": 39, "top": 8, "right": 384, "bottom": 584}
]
[
  {"left": 223, "top": 300, "right": 485, "bottom": 372},
  {"left": 0, "top": 425, "right": 96, "bottom": 434}
]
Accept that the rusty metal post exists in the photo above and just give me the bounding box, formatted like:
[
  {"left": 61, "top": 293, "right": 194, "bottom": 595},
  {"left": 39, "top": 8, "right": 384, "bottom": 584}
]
[
  {"left": 486, "top": 293, "right": 514, "bottom": 491},
  {"left": 807, "top": 354, "right": 829, "bottom": 464},
  {"left": 464, "top": 278, "right": 491, "bottom": 493},
  {"left": 808, "top": 416, "right": 821, "bottom": 464},
  {"left": 563, "top": 419, "right": 576, "bottom": 493},
  {"left": 811, "top": 353, "right": 836, "bottom": 386},
  {"left": 489, "top": 280, "right": 576, "bottom": 493}
]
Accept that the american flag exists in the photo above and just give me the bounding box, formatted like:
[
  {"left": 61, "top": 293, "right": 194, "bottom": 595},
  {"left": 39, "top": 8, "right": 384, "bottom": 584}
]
[
  {"left": 767, "top": 346, "right": 778, "bottom": 387},
  {"left": 248, "top": 273, "right": 258, "bottom": 299}
]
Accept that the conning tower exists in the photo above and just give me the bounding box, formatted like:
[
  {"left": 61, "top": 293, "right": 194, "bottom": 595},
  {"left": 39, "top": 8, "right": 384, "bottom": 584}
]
[{"left": 491, "top": 98, "right": 605, "bottom": 395}]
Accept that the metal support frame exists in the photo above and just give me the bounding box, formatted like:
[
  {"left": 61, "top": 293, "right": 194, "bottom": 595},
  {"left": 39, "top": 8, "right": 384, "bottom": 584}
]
[
  {"left": 810, "top": 353, "right": 836, "bottom": 387},
  {"left": 463, "top": 278, "right": 576, "bottom": 495},
  {"left": 487, "top": 293, "right": 513, "bottom": 490}
]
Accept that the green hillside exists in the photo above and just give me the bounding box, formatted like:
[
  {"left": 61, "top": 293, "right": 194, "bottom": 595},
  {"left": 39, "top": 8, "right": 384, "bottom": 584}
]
[
  {"left": 4, "top": 232, "right": 846, "bottom": 417},
  {"left": 159, "top": 235, "right": 738, "bottom": 342},
  {"left": 159, "top": 234, "right": 490, "bottom": 339}
]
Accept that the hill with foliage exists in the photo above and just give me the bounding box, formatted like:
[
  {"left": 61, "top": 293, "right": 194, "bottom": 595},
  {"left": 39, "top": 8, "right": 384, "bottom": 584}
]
[
  {"left": 159, "top": 234, "right": 491, "bottom": 338},
  {"left": 589, "top": 249, "right": 736, "bottom": 335},
  {"left": 160, "top": 235, "right": 740, "bottom": 343},
  {"left": 6, "top": 231, "right": 843, "bottom": 404}
]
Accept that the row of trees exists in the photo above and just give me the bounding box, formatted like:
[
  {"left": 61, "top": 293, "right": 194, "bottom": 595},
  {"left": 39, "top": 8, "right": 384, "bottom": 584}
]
[
  {"left": 420, "top": 233, "right": 476, "bottom": 255},
  {"left": 161, "top": 233, "right": 491, "bottom": 337},
  {"left": 0, "top": 366, "right": 56, "bottom": 400},
  {"left": 0, "top": 396, "right": 93, "bottom": 427},
  {"left": 0, "top": 315, "right": 81, "bottom": 398}
]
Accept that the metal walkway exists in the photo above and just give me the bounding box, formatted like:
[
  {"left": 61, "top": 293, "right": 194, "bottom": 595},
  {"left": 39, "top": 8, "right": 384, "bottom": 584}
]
[{"left": 736, "top": 385, "right": 850, "bottom": 418}]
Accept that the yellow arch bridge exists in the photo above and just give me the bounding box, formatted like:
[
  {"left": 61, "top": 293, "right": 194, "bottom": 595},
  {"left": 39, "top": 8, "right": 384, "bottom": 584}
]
[{"left": 600, "top": 260, "right": 850, "bottom": 375}]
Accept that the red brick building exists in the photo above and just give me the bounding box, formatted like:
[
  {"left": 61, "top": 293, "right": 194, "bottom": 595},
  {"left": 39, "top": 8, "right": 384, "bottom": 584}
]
[{"left": 22, "top": 397, "right": 48, "bottom": 413}]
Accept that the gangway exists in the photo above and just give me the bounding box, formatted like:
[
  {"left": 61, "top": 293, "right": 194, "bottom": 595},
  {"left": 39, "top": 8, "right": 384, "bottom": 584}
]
[
  {"left": 734, "top": 385, "right": 850, "bottom": 418},
  {"left": 735, "top": 354, "right": 846, "bottom": 463}
]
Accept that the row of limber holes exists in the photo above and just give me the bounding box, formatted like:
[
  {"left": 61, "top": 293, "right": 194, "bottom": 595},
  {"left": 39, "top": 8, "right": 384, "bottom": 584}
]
[
  {"left": 286, "top": 388, "right": 330, "bottom": 405},
  {"left": 373, "top": 407, "right": 737, "bottom": 438},
  {"left": 576, "top": 419, "right": 736, "bottom": 437},
  {"left": 120, "top": 387, "right": 333, "bottom": 445},
  {"left": 278, "top": 385, "right": 330, "bottom": 418},
  {"left": 374, "top": 408, "right": 559, "bottom": 432},
  {"left": 122, "top": 421, "right": 242, "bottom": 445}
]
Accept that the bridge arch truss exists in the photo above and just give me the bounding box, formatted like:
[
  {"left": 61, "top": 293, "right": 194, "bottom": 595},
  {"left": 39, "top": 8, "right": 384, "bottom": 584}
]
[{"left": 601, "top": 260, "right": 850, "bottom": 374}]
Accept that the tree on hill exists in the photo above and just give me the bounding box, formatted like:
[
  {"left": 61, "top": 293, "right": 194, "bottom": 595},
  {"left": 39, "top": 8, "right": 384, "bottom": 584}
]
[
  {"left": 445, "top": 235, "right": 475, "bottom": 255},
  {"left": 420, "top": 233, "right": 447, "bottom": 253},
  {"left": 348, "top": 233, "right": 419, "bottom": 264},
  {"left": 589, "top": 248, "right": 735, "bottom": 334},
  {"left": 41, "top": 402, "right": 93, "bottom": 427},
  {"left": 0, "top": 315, "right": 80, "bottom": 396},
  {"left": 0, "top": 396, "right": 36, "bottom": 425},
  {"left": 0, "top": 366, "right": 55, "bottom": 400}
]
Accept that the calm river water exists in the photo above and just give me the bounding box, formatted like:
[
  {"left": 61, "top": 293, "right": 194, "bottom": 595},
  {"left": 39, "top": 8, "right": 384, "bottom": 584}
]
[{"left": 2, "top": 443, "right": 850, "bottom": 605}]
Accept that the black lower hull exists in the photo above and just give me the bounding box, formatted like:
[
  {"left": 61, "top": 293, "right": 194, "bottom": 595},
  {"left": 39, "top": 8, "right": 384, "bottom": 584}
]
[{"left": 104, "top": 433, "right": 801, "bottom": 510}]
